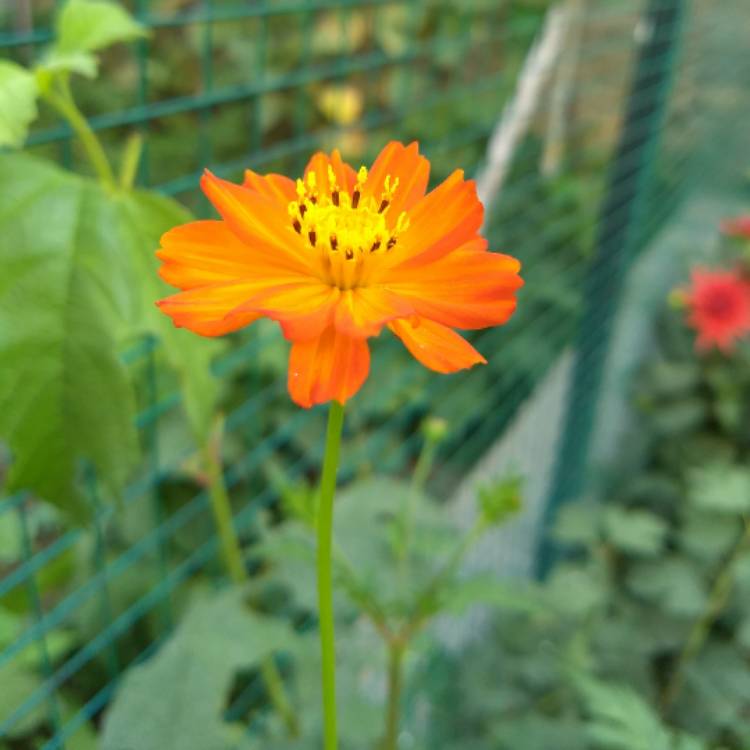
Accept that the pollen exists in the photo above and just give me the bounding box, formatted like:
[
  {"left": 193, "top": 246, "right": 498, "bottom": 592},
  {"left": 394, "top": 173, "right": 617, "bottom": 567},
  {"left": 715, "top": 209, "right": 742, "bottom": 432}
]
[{"left": 288, "top": 166, "right": 410, "bottom": 290}]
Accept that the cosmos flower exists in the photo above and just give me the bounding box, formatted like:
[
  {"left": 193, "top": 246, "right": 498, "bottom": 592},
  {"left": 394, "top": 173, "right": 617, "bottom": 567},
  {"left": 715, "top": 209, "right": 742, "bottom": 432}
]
[
  {"left": 683, "top": 267, "right": 750, "bottom": 352},
  {"left": 157, "top": 141, "right": 523, "bottom": 407}
]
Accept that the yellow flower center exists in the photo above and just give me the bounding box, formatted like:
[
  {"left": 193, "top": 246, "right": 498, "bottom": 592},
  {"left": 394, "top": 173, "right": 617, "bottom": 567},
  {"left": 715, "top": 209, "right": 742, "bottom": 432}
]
[{"left": 288, "top": 165, "right": 410, "bottom": 289}]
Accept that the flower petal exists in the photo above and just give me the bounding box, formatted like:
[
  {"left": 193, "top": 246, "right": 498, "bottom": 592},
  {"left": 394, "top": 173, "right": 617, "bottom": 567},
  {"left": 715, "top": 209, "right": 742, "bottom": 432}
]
[
  {"left": 184, "top": 312, "right": 262, "bottom": 337},
  {"left": 364, "top": 141, "right": 430, "bottom": 217},
  {"left": 200, "top": 170, "right": 313, "bottom": 271},
  {"left": 384, "top": 246, "right": 523, "bottom": 329},
  {"left": 389, "top": 317, "right": 486, "bottom": 373},
  {"left": 390, "top": 170, "right": 483, "bottom": 269},
  {"left": 157, "top": 282, "right": 268, "bottom": 336},
  {"left": 304, "top": 149, "right": 358, "bottom": 197},
  {"left": 235, "top": 283, "right": 341, "bottom": 342},
  {"left": 157, "top": 220, "right": 312, "bottom": 290},
  {"left": 333, "top": 287, "right": 413, "bottom": 338},
  {"left": 243, "top": 170, "right": 297, "bottom": 207},
  {"left": 287, "top": 326, "right": 370, "bottom": 408}
]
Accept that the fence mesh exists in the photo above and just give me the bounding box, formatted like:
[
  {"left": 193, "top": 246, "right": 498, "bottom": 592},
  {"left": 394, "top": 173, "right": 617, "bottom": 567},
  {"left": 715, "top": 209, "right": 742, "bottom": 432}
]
[{"left": 1, "top": 0, "right": 747, "bottom": 746}]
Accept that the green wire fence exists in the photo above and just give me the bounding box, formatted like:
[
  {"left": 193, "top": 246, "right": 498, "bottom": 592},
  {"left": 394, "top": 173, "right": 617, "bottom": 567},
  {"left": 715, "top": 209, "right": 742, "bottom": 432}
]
[{"left": 1, "top": 0, "right": 746, "bottom": 746}]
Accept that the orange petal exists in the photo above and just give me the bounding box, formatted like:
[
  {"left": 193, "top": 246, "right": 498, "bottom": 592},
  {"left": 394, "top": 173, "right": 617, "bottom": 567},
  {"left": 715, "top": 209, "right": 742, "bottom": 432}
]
[
  {"left": 390, "top": 170, "right": 483, "bottom": 269},
  {"left": 234, "top": 283, "right": 341, "bottom": 342},
  {"left": 333, "top": 287, "right": 413, "bottom": 338},
  {"left": 157, "top": 281, "right": 270, "bottom": 336},
  {"left": 383, "top": 246, "right": 523, "bottom": 329},
  {"left": 157, "top": 220, "right": 312, "bottom": 290},
  {"left": 200, "top": 170, "right": 313, "bottom": 271},
  {"left": 243, "top": 170, "right": 297, "bottom": 206},
  {"left": 184, "top": 312, "right": 262, "bottom": 337},
  {"left": 364, "top": 141, "right": 430, "bottom": 217},
  {"left": 389, "top": 318, "right": 486, "bottom": 373},
  {"left": 303, "top": 149, "right": 358, "bottom": 197},
  {"left": 287, "top": 326, "right": 370, "bottom": 408}
]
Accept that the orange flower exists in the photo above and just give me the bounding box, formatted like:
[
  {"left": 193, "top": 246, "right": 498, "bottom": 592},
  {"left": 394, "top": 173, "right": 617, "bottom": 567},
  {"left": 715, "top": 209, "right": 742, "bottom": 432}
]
[
  {"left": 683, "top": 267, "right": 750, "bottom": 352},
  {"left": 157, "top": 142, "right": 523, "bottom": 407}
]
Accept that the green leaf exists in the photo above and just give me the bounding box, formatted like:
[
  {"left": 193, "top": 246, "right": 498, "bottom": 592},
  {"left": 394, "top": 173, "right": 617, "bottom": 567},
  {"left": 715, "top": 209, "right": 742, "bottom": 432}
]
[
  {"left": 603, "top": 507, "right": 668, "bottom": 557},
  {"left": 551, "top": 499, "right": 602, "bottom": 547},
  {"left": 439, "top": 574, "right": 543, "bottom": 616},
  {"left": 679, "top": 510, "right": 739, "bottom": 563},
  {"left": 685, "top": 644, "right": 750, "bottom": 731},
  {"left": 477, "top": 473, "right": 523, "bottom": 526},
  {"left": 0, "top": 153, "right": 219, "bottom": 519},
  {"left": 0, "top": 153, "right": 138, "bottom": 519},
  {"left": 575, "top": 674, "right": 672, "bottom": 750},
  {"left": 0, "top": 61, "right": 38, "bottom": 148},
  {"left": 545, "top": 564, "right": 607, "bottom": 619},
  {"left": 688, "top": 464, "right": 750, "bottom": 514},
  {"left": 37, "top": 49, "right": 98, "bottom": 79},
  {"left": 101, "top": 588, "right": 297, "bottom": 750},
  {"left": 55, "top": 0, "right": 147, "bottom": 55},
  {"left": 627, "top": 556, "right": 706, "bottom": 617},
  {"left": 0, "top": 660, "right": 47, "bottom": 737},
  {"left": 116, "top": 190, "right": 221, "bottom": 442}
]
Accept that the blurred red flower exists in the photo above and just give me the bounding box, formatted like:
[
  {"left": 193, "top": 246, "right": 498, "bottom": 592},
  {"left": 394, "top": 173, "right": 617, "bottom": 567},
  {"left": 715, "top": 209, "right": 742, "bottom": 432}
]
[{"left": 684, "top": 267, "right": 750, "bottom": 352}]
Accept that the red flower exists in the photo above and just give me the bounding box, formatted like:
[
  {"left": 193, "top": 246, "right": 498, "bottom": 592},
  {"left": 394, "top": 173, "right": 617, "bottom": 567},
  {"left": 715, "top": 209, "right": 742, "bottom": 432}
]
[
  {"left": 683, "top": 267, "right": 750, "bottom": 352},
  {"left": 720, "top": 215, "right": 750, "bottom": 239}
]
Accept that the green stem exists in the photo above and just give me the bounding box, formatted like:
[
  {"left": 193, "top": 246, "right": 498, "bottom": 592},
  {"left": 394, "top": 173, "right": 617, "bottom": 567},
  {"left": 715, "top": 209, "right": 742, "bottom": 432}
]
[
  {"left": 119, "top": 131, "right": 144, "bottom": 190},
  {"left": 317, "top": 401, "right": 345, "bottom": 750},
  {"left": 202, "top": 439, "right": 299, "bottom": 738},
  {"left": 404, "top": 518, "right": 487, "bottom": 639},
  {"left": 203, "top": 443, "right": 248, "bottom": 586},
  {"left": 662, "top": 518, "right": 750, "bottom": 713},
  {"left": 399, "top": 437, "right": 437, "bottom": 562},
  {"left": 42, "top": 78, "right": 116, "bottom": 190},
  {"left": 383, "top": 642, "right": 405, "bottom": 750}
]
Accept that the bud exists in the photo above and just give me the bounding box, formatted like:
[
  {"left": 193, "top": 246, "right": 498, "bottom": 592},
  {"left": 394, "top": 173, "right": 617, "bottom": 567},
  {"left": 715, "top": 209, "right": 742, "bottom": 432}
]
[
  {"left": 478, "top": 473, "right": 523, "bottom": 526},
  {"left": 421, "top": 416, "right": 449, "bottom": 444},
  {"left": 668, "top": 288, "right": 688, "bottom": 310}
]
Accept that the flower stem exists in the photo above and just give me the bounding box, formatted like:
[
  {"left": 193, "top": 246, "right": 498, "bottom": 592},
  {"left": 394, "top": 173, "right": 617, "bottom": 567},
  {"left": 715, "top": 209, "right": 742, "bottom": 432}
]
[
  {"left": 202, "top": 442, "right": 248, "bottom": 586},
  {"left": 202, "top": 437, "right": 299, "bottom": 738},
  {"left": 399, "top": 435, "right": 437, "bottom": 562},
  {"left": 661, "top": 518, "right": 750, "bottom": 713},
  {"left": 383, "top": 641, "right": 405, "bottom": 750},
  {"left": 42, "top": 78, "right": 116, "bottom": 190},
  {"left": 317, "top": 401, "right": 345, "bottom": 750}
]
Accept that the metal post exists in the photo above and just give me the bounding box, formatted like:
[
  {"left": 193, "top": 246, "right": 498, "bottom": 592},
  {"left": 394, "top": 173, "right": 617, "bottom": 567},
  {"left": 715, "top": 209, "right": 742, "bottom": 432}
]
[{"left": 538, "top": 0, "right": 687, "bottom": 575}]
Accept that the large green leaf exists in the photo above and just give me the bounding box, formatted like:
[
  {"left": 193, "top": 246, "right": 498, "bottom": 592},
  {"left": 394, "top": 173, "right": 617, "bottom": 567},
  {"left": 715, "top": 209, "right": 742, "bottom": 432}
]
[
  {"left": 116, "top": 189, "right": 221, "bottom": 441},
  {"left": 0, "top": 153, "right": 138, "bottom": 518},
  {"left": 55, "top": 0, "right": 147, "bottom": 55},
  {"left": 0, "top": 61, "right": 38, "bottom": 148},
  {"left": 101, "top": 588, "right": 298, "bottom": 750},
  {"left": 0, "top": 153, "right": 219, "bottom": 519}
]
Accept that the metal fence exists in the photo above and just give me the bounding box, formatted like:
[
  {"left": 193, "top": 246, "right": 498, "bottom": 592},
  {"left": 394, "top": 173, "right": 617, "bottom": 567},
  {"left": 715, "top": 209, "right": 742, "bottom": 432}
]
[{"left": 1, "top": 0, "right": 742, "bottom": 746}]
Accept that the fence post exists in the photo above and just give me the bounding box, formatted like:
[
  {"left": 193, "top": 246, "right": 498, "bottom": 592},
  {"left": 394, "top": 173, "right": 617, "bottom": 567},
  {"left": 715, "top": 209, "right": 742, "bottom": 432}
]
[{"left": 538, "top": 0, "right": 687, "bottom": 575}]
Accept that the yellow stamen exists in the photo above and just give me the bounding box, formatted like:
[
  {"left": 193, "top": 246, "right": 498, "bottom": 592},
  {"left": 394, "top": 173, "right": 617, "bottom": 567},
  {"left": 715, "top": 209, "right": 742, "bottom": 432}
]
[{"left": 289, "top": 167, "right": 407, "bottom": 289}]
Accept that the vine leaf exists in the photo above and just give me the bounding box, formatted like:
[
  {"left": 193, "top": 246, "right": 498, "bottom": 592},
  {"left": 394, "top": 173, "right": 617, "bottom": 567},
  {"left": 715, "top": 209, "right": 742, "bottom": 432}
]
[
  {"left": 0, "top": 62, "right": 38, "bottom": 148},
  {"left": 0, "top": 153, "right": 138, "bottom": 519},
  {"left": 100, "top": 588, "right": 298, "bottom": 750},
  {"left": 55, "top": 0, "right": 147, "bottom": 56},
  {"left": 0, "top": 153, "right": 220, "bottom": 519},
  {"left": 116, "top": 189, "right": 222, "bottom": 443}
]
